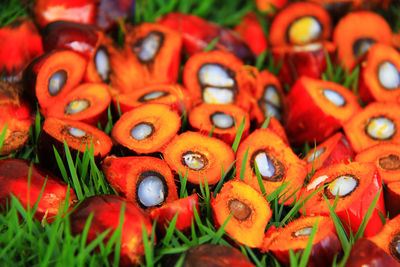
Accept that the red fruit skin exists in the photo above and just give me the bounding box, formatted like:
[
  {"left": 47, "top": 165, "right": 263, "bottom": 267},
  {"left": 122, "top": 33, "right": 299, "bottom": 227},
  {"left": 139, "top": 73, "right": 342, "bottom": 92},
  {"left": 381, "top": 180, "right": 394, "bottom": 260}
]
[
  {"left": 323, "top": 135, "right": 354, "bottom": 167},
  {"left": 346, "top": 238, "right": 400, "bottom": 267},
  {"left": 305, "top": 164, "right": 385, "bottom": 238},
  {"left": 42, "top": 20, "right": 100, "bottom": 58},
  {"left": 234, "top": 12, "right": 268, "bottom": 55},
  {"left": 272, "top": 44, "right": 335, "bottom": 85},
  {"left": 272, "top": 231, "right": 342, "bottom": 267},
  {"left": 267, "top": 116, "right": 290, "bottom": 145},
  {"left": 305, "top": 133, "right": 355, "bottom": 173},
  {"left": 70, "top": 195, "right": 153, "bottom": 266},
  {"left": 181, "top": 244, "right": 255, "bottom": 267},
  {"left": 158, "top": 12, "right": 254, "bottom": 62},
  {"left": 34, "top": 0, "right": 98, "bottom": 28},
  {"left": 330, "top": 169, "right": 385, "bottom": 238},
  {"left": 150, "top": 194, "right": 199, "bottom": 234},
  {"left": 0, "top": 19, "right": 43, "bottom": 82},
  {"left": 285, "top": 78, "right": 341, "bottom": 145},
  {"left": 0, "top": 158, "right": 76, "bottom": 222},
  {"left": 338, "top": 168, "right": 385, "bottom": 237}
]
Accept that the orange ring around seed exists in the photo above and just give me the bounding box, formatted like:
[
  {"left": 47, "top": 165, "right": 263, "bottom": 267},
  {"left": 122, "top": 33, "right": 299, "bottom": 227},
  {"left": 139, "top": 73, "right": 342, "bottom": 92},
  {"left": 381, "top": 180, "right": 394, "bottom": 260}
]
[
  {"left": 333, "top": 11, "right": 392, "bottom": 71},
  {"left": 163, "top": 131, "right": 235, "bottom": 185},
  {"left": 45, "top": 82, "right": 111, "bottom": 125},
  {"left": 24, "top": 50, "right": 87, "bottom": 113},
  {"left": 236, "top": 128, "right": 307, "bottom": 204},
  {"left": 183, "top": 50, "right": 245, "bottom": 107},
  {"left": 212, "top": 179, "right": 272, "bottom": 248},
  {"left": 188, "top": 103, "right": 250, "bottom": 145},
  {"left": 358, "top": 43, "right": 400, "bottom": 104},
  {"left": 112, "top": 103, "right": 181, "bottom": 155},
  {"left": 269, "top": 2, "right": 331, "bottom": 47},
  {"left": 355, "top": 143, "right": 400, "bottom": 184},
  {"left": 114, "top": 83, "right": 191, "bottom": 115},
  {"left": 343, "top": 102, "right": 400, "bottom": 153},
  {"left": 102, "top": 155, "right": 178, "bottom": 209}
]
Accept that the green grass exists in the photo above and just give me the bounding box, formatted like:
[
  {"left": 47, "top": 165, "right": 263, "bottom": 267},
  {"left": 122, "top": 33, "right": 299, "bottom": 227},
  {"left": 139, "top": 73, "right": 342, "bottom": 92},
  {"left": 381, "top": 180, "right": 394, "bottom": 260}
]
[
  {"left": 135, "top": 0, "right": 254, "bottom": 26},
  {"left": 0, "top": 0, "right": 29, "bottom": 27}
]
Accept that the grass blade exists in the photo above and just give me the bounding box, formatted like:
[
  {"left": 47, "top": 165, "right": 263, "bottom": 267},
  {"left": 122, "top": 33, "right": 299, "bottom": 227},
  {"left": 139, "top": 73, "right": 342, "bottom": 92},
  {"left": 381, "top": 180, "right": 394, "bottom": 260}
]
[
  {"left": 63, "top": 140, "right": 84, "bottom": 199},
  {"left": 203, "top": 37, "right": 219, "bottom": 52},
  {"left": 254, "top": 160, "right": 267, "bottom": 196},
  {"left": 162, "top": 211, "right": 179, "bottom": 246},
  {"left": 53, "top": 147, "right": 68, "bottom": 183},
  {"left": 211, "top": 214, "right": 232, "bottom": 244},
  {"left": 239, "top": 148, "right": 249, "bottom": 181},
  {"left": 231, "top": 117, "right": 246, "bottom": 153},
  {"left": 178, "top": 168, "right": 189, "bottom": 198},
  {"left": 142, "top": 223, "right": 154, "bottom": 267},
  {"left": 298, "top": 219, "right": 319, "bottom": 267},
  {"left": 260, "top": 115, "right": 271, "bottom": 129},
  {"left": 213, "top": 159, "right": 235, "bottom": 197},
  {"left": 354, "top": 189, "right": 382, "bottom": 240},
  {"left": 0, "top": 123, "right": 8, "bottom": 152},
  {"left": 323, "top": 195, "right": 350, "bottom": 252}
]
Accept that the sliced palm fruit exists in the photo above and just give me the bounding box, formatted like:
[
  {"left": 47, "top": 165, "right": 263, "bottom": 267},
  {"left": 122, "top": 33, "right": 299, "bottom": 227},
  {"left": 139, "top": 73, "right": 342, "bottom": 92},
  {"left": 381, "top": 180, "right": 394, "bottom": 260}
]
[
  {"left": 355, "top": 143, "right": 400, "bottom": 184},
  {"left": 343, "top": 102, "right": 400, "bottom": 153},
  {"left": 285, "top": 76, "right": 360, "bottom": 145},
  {"left": 211, "top": 179, "right": 272, "bottom": 248},
  {"left": 163, "top": 131, "right": 235, "bottom": 185},
  {"left": 70, "top": 195, "right": 153, "bottom": 266},
  {"left": 0, "top": 158, "right": 76, "bottom": 222},
  {"left": 385, "top": 182, "right": 400, "bottom": 218},
  {"left": 23, "top": 50, "right": 87, "bottom": 114},
  {"left": 38, "top": 117, "right": 112, "bottom": 174},
  {"left": 183, "top": 50, "right": 252, "bottom": 110},
  {"left": 102, "top": 156, "right": 178, "bottom": 209},
  {"left": 358, "top": 43, "right": 400, "bottom": 104},
  {"left": 269, "top": 2, "right": 332, "bottom": 47},
  {"left": 112, "top": 104, "right": 181, "bottom": 155},
  {"left": 188, "top": 103, "right": 250, "bottom": 145},
  {"left": 262, "top": 216, "right": 341, "bottom": 266},
  {"left": 304, "top": 132, "right": 354, "bottom": 173},
  {"left": 113, "top": 84, "right": 191, "bottom": 115},
  {"left": 251, "top": 70, "right": 286, "bottom": 124},
  {"left": 303, "top": 162, "right": 385, "bottom": 237},
  {"left": 236, "top": 128, "right": 307, "bottom": 204},
  {"left": 45, "top": 83, "right": 111, "bottom": 125},
  {"left": 42, "top": 20, "right": 117, "bottom": 83},
  {"left": 110, "top": 22, "right": 182, "bottom": 94},
  {"left": 333, "top": 11, "right": 392, "bottom": 71},
  {"left": 369, "top": 215, "right": 400, "bottom": 264}
]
